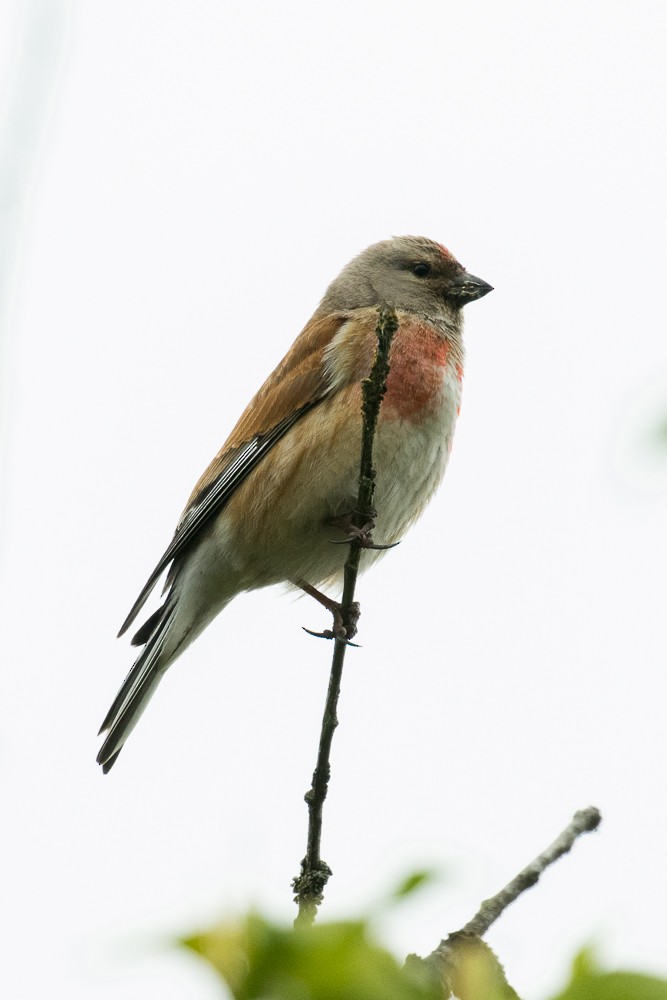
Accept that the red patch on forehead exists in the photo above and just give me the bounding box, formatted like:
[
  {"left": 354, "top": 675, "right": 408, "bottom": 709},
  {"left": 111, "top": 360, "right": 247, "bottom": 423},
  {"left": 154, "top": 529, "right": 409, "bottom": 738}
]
[
  {"left": 435, "top": 242, "right": 453, "bottom": 259},
  {"left": 434, "top": 241, "right": 465, "bottom": 274}
]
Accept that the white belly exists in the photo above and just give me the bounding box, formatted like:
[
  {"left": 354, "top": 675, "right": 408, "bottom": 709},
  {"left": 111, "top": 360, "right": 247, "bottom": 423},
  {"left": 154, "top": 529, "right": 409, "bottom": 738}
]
[{"left": 221, "top": 364, "right": 463, "bottom": 591}]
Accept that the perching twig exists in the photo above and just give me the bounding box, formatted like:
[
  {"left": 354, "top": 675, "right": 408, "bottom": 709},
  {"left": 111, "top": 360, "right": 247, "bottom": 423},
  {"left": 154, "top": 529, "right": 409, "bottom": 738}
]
[
  {"left": 459, "top": 805, "right": 601, "bottom": 938},
  {"left": 292, "top": 306, "right": 399, "bottom": 926},
  {"left": 408, "top": 807, "right": 602, "bottom": 998}
]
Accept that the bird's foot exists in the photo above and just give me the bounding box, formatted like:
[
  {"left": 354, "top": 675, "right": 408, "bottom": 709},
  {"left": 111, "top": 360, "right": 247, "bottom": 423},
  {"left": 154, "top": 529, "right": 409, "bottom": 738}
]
[
  {"left": 298, "top": 581, "right": 361, "bottom": 643},
  {"left": 327, "top": 510, "right": 400, "bottom": 550}
]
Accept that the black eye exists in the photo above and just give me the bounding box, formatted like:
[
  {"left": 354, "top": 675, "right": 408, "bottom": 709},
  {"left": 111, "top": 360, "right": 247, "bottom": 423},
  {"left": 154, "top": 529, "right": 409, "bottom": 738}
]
[{"left": 412, "top": 262, "right": 431, "bottom": 277}]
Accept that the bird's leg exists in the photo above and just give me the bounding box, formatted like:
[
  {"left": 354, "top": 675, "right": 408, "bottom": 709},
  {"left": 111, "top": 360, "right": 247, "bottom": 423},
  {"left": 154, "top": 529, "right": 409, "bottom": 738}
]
[
  {"left": 298, "top": 580, "right": 361, "bottom": 642},
  {"left": 326, "top": 509, "right": 399, "bottom": 550}
]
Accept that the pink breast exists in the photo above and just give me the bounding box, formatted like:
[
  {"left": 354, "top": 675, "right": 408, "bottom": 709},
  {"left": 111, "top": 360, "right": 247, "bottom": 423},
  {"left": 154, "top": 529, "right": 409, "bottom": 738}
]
[{"left": 384, "top": 322, "right": 457, "bottom": 420}]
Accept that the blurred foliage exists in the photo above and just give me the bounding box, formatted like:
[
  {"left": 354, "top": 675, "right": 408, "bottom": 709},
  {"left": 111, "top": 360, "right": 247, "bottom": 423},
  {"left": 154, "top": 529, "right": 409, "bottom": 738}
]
[
  {"left": 653, "top": 414, "right": 667, "bottom": 445},
  {"left": 182, "top": 914, "right": 440, "bottom": 1000},
  {"left": 181, "top": 871, "right": 443, "bottom": 1000},
  {"left": 552, "top": 948, "right": 667, "bottom": 1000},
  {"left": 179, "top": 875, "right": 667, "bottom": 1000},
  {"left": 391, "top": 870, "right": 437, "bottom": 901},
  {"left": 413, "top": 934, "right": 521, "bottom": 1000}
]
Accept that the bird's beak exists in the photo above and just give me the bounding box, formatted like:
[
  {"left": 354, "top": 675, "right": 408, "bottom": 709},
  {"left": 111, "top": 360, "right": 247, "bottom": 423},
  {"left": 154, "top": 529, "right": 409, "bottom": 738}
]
[{"left": 447, "top": 272, "right": 493, "bottom": 305}]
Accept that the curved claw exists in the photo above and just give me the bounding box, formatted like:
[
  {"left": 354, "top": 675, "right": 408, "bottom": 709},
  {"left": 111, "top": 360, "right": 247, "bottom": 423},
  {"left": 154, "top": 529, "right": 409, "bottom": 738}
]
[
  {"left": 328, "top": 537, "right": 401, "bottom": 550},
  {"left": 302, "top": 626, "right": 360, "bottom": 648}
]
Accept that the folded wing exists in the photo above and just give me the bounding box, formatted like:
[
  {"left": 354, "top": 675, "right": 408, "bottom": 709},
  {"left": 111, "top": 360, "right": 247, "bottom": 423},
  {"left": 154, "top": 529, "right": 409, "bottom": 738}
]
[{"left": 117, "top": 310, "right": 353, "bottom": 637}]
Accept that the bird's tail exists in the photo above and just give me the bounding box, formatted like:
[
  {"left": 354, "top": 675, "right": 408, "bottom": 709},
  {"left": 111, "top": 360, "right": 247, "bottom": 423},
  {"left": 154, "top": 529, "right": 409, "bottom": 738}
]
[{"left": 97, "top": 602, "right": 178, "bottom": 773}]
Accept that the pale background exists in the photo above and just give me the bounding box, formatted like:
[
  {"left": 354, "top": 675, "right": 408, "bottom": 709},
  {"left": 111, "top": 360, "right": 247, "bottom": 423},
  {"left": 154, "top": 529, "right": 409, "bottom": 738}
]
[{"left": 1, "top": 2, "right": 666, "bottom": 998}]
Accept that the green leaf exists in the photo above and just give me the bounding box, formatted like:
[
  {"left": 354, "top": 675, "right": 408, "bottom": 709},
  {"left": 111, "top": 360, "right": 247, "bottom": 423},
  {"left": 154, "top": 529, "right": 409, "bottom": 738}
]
[
  {"left": 438, "top": 935, "right": 521, "bottom": 1000},
  {"left": 392, "top": 870, "right": 437, "bottom": 901},
  {"left": 551, "top": 948, "right": 667, "bottom": 1000},
  {"left": 181, "top": 914, "right": 441, "bottom": 1000}
]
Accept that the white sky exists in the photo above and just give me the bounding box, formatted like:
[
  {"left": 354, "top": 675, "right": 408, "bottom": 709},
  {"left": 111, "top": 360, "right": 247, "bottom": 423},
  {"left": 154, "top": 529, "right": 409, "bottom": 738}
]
[{"left": 2, "top": 1, "right": 667, "bottom": 998}]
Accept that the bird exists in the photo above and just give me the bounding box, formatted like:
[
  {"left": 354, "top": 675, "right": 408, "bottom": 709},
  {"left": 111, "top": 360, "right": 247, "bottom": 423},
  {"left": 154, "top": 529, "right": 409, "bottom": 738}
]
[{"left": 97, "top": 236, "right": 492, "bottom": 771}]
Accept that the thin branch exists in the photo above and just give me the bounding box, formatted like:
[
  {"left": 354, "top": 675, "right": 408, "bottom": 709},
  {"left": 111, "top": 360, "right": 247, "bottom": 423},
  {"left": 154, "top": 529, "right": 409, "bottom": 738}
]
[
  {"left": 458, "top": 805, "right": 601, "bottom": 938},
  {"left": 408, "top": 807, "right": 602, "bottom": 998},
  {"left": 292, "top": 306, "right": 399, "bottom": 927}
]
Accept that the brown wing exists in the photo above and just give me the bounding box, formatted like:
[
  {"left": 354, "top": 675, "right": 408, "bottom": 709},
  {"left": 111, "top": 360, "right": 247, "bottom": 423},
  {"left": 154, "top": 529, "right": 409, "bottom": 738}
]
[
  {"left": 186, "top": 311, "right": 351, "bottom": 503},
  {"left": 117, "top": 310, "right": 353, "bottom": 636}
]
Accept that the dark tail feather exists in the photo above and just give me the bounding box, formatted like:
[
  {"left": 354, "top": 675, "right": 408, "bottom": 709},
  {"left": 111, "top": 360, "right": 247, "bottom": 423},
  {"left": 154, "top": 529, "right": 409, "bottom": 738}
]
[
  {"left": 131, "top": 605, "right": 164, "bottom": 647},
  {"left": 97, "top": 604, "right": 177, "bottom": 771},
  {"left": 101, "top": 748, "right": 122, "bottom": 774}
]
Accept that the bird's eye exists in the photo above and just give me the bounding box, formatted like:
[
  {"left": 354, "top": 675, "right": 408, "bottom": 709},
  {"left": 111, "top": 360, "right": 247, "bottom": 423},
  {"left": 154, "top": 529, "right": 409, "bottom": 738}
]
[{"left": 412, "top": 263, "right": 431, "bottom": 277}]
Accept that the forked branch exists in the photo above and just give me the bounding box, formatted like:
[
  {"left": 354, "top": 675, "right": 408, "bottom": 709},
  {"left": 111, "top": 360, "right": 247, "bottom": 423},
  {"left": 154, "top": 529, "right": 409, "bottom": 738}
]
[{"left": 407, "top": 806, "right": 602, "bottom": 999}]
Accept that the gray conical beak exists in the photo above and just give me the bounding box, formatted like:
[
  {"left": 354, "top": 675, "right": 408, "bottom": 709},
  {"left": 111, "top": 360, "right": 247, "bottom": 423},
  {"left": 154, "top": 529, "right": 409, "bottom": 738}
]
[{"left": 448, "top": 272, "right": 493, "bottom": 305}]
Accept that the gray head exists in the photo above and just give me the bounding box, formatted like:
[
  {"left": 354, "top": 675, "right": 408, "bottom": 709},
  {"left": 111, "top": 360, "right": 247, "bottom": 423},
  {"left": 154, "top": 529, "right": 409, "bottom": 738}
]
[{"left": 318, "top": 236, "right": 492, "bottom": 323}]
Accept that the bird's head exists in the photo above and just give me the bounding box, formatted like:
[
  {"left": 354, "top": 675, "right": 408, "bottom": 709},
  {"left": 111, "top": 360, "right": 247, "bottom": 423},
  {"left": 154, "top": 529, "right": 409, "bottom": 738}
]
[{"left": 318, "top": 236, "right": 492, "bottom": 324}]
